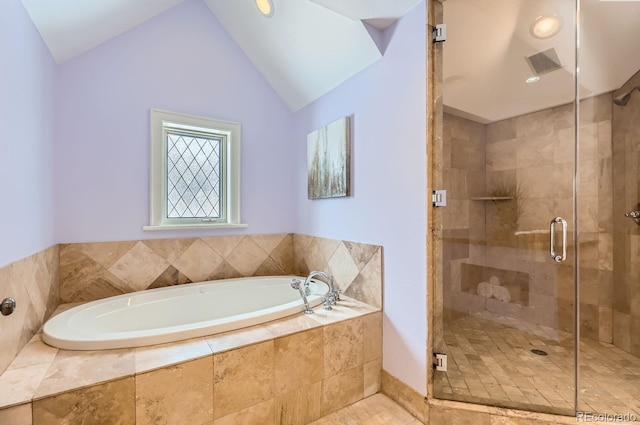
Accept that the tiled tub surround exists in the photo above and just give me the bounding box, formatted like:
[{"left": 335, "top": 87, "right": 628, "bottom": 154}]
[
  {"left": 0, "top": 297, "right": 382, "bottom": 425},
  {"left": 59, "top": 233, "right": 382, "bottom": 308},
  {"left": 0, "top": 246, "right": 59, "bottom": 376}
]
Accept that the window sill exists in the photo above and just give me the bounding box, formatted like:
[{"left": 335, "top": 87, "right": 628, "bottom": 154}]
[{"left": 143, "top": 223, "right": 248, "bottom": 231}]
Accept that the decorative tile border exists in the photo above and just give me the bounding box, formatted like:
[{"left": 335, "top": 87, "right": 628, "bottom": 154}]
[{"left": 0, "top": 246, "right": 58, "bottom": 376}]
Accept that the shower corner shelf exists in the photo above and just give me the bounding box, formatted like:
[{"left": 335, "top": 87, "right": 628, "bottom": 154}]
[{"left": 469, "top": 196, "right": 514, "bottom": 201}]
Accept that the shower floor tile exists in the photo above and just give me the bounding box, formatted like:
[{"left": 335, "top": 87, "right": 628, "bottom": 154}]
[{"left": 435, "top": 311, "right": 640, "bottom": 416}]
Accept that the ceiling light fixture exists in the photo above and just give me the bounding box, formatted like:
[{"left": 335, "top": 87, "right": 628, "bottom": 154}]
[
  {"left": 525, "top": 76, "right": 541, "bottom": 84},
  {"left": 530, "top": 15, "right": 563, "bottom": 39},
  {"left": 255, "top": 0, "right": 274, "bottom": 17}
]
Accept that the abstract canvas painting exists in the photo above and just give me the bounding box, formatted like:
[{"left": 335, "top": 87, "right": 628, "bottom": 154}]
[{"left": 307, "top": 116, "right": 351, "bottom": 199}]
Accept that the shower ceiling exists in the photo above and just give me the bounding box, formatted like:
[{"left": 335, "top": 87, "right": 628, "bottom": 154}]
[{"left": 443, "top": 0, "right": 640, "bottom": 123}]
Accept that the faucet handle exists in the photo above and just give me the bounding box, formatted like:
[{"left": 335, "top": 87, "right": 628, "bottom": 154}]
[
  {"left": 290, "top": 278, "right": 302, "bottom": 290},
  {"left": 322, "top": 296, "right": 334, "bottom": 311},
  {"left": 332, "top": 289, "right": 341, "bottom": 302}
]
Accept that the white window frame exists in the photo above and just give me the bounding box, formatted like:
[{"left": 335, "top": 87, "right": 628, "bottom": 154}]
[{"left": 143, "top": 109, "right": 246, "bottom": 230}]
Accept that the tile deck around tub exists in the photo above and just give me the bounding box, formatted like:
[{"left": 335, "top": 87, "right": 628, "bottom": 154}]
[{"left": 0, "top": 296, "right": 378, "bottom": 410}]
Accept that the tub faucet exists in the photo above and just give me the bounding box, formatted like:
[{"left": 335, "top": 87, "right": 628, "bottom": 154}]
[
  {"left": 291, "top": 279, "right": 314, "bottom": 314},
  {"left": 304, "top": 271, "right": 339, "bottom": 305}
]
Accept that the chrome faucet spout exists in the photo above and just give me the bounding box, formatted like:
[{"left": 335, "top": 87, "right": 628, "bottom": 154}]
[{"left": 305, "top": 270, "right": 340, "bottom": 304}]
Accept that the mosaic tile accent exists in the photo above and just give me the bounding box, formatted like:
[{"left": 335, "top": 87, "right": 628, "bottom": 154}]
[
  {"left": 293, "top": 234, "right": 383, "bottom": 308},
  {"left": 0, "top": 246, "right": 58, "bottom": 376},
  {"left": 59, "top": 234, "right": 293, "bottom": 303}
]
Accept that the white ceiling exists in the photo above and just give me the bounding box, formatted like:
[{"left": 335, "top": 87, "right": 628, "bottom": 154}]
[
  {"left": 19, "top": 0, "right": 185, "bottom": 64},
  {"left": 18, "top": 0, "right": 421, "bottom": 112},
  {"left": 443, "top": 0, "right": 640, "bottom": 123}
]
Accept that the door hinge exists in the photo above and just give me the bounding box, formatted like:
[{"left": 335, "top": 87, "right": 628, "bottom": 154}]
[
  {"left": 432, "top": 190, "right": 447, "bottom": 207},
  {"left": 433, "top": 353, "right": 448, "bottom": 371},
  {"left": 432, "top": 24, "right": 446, "bottom": 43}
]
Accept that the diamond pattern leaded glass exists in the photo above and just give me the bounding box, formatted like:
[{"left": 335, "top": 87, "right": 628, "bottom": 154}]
[{"left": 166, "top": 131, "right": 221, "bottom": 219}]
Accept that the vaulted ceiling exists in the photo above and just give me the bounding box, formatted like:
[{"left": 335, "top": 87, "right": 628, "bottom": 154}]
[{"left": 18, "top": 0, "right": 421, "bottom": 111}]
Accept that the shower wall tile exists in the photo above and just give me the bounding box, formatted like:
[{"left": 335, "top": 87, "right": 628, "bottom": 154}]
[
  {"left": 613, "top": 311, "right": 631, "bottom": 352},
  {"left": 486, "top": 118, "right": 515, "bottom": 143},
  {"left": 611, "top": 70, "right": 640, "bottom": 357},
  {"left": 599, "top": 306, "right": 613, "bottom": 343},
  {"left": 0, "top": 246, "right": 58, "bottom": 376},
  {"left": 443, "top": 94, "right": 615, "bottom": 342},
  {"left": 517, "top": 134, "right": 554, "bottom": 168}
]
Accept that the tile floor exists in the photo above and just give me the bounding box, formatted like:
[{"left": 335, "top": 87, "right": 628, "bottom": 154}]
[
  {"left": 310, "top": 393, "right": 423, "bottom": 425},
  {"left": 435, "top": 311, "right": 640, "bottom": 416}
]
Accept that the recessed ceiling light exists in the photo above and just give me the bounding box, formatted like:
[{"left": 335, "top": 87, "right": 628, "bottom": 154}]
[
  {"left": 255, "top": 0, "right": 274, "bottom": 17},
  {"left": 530, "top": 15, "right": 563, "bottom": 39},
  {"left": 525, "top": 76, "right": 541, "bottom": 84}
]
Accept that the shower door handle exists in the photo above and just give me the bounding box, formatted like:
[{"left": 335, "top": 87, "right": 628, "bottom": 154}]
[{"left": 549, "top": 217, "right": 567, "bottom": 263}]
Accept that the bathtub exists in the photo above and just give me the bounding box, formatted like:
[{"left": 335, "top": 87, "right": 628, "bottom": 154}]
[{"left": 42, "top": 276, "right": 329, "bottom": 351}]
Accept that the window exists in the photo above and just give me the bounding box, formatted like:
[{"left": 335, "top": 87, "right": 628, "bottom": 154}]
[{"left": 144, "top": 109, "right": 246, "bottom": 230}]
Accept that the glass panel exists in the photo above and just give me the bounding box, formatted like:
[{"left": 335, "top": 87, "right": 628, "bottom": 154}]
[
  {"left": 166, "top": 132, "right": 221, "bottom": 219},
  {"left": 578, "top": 0, "right": 640, "bottom": 418},
  {"left": 433, "top": 0, "right": 577, "bottom": 415}
]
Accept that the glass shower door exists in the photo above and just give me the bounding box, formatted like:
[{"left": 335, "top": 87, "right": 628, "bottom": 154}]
[
  {"left": 433, "top": 0, "right": 577, "bottom": 415},
  {"left": 577, "top": 0, "right": 640, "bottom": 417}
]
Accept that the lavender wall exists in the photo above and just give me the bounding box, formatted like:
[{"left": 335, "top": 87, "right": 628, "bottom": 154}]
[
  {"left": 53, "top": 0, "right": 295, "bottom": 243},
  {"left": 0, "top": 0, "right": 56, "bottom": 267},
  {"left": 292, "top": 3, "right": 428, "bottom": 394}
]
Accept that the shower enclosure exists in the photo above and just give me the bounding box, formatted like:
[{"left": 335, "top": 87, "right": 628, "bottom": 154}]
[{"left": 432, "top": 0, "right": 640, "bottom": 416}]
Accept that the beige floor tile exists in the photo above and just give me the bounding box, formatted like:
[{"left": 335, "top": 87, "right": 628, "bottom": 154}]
[{"left": 437, "top": 311, "right": 640, "bottom": 416}]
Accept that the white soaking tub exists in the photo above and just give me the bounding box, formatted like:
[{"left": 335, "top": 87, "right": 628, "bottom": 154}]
[{"left": 42, "top": 276, "right": 329, "bottom": 350}]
